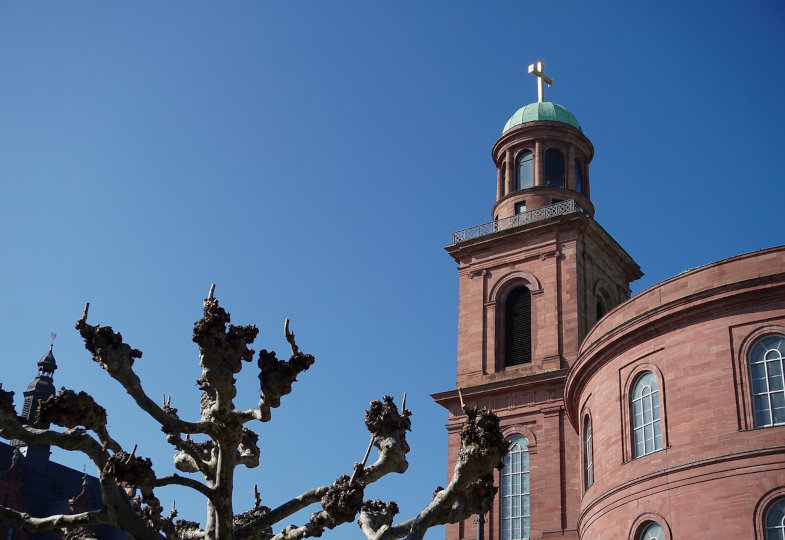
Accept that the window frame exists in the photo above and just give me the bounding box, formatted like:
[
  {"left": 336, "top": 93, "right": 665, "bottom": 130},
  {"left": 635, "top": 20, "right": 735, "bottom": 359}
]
[
  {"left": 488, "top": 272, "right": 543, "bottom": 375},
  {"left": 755, "top": 488, "right": 785, "bottom": 539},
  {"left": 764, "top": 498, "right": 785, "bottom": 540},
  {"left": 500, "top": 434, "right": 531, "bottom": 540},
  {"left": 638, "top": 522, "right": 665, "bottom": 540},
  {"left": 516, "top": 150, "right": 534, "bottom": 191},
  {"left": 733, "top": 324, "right": 785, "bottom": 431},
  {"left": 748, "top": 334, "right": 785, "bottom": 428},
  {"left": 630, "top": 371, "right": 663, "bottom": 458},
  {"left": 628, "top": 514, "right": 672, "bottom": 540},
  {"left": 503, "top": 286, "right": 532, "bottom": 367},
  {"left": 620, "top": 360, "right": 668, "bottom": 462},
  {"left": 582, "top": 412, "right": 594, "bottom": 491}
]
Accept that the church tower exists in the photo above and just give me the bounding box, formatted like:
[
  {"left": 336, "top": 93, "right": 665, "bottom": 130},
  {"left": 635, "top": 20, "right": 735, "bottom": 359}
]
[
  {"left": 433, "top": 62, "right": 641, "bottom": 540},
  {"left": 13, "top": 345, "right": 57, "bottom": 472}
]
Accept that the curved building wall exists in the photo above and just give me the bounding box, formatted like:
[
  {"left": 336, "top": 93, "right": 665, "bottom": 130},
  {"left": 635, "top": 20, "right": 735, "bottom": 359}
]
[{"left": 565, "top": 245, "right": 785, "bottom": 539}]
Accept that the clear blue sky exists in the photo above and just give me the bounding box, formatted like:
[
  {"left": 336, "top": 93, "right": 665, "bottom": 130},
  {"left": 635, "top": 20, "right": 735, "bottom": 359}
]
[{"left": 1, "top": 2, "right": 783, "bottom": 538}]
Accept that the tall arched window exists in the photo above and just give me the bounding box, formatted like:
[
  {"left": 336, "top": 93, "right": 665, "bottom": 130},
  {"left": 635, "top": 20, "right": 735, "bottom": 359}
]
[
  {"left": 749, "top": 334, "right": 785, "bottom": 427},
  {"left": 631, "top": 371, "right": 662, "bottom": 458},
  {"left": 505, "top": 287, "right": 532, "bottom": 367},
  {"left": 766, "top": 498, "right": 785, "bottom": 539},
  {"left": 574, "top": 158, "right": 583, "bottom": 193},
  {"left": 595, "top": 298, "right": 606, "bottom": 322},
  {"left": 639, "top": 522, "right": 665, "bottom": 540},
  {"left": 501, "top": 435, "right": 530, "bottom": 540},
  {"left": 517, "top": 151, "right": 534, "bottom": 190},
  {"left": 501, "top": 166, "right": 507, "bottom": 197},
  {"left": 583, "top": 415, "right": 594, "bottom": 489},
  {"left": 544, "top": 149, "right": 564, "bottom": 188}
]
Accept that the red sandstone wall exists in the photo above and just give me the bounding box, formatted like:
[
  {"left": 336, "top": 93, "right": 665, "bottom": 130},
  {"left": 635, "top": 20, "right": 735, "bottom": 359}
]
[
  {"left": 441, "top": 382, "right": 580, "bottom": 540},
  {"left": 441, "top": 210, "right": 639, "bottom": 540},
  {"left": 567, "top": 246, "right": 785, "bottom": 539}
]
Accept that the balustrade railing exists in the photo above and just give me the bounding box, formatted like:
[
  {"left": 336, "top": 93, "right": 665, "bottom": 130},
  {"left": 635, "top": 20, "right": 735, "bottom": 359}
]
[{"left": 451, "top": 199, "right": 584, "bottom": 244}]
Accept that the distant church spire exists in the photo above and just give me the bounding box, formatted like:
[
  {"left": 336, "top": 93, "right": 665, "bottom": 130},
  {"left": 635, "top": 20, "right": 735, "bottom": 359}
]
[
  {"left": 12, "top": 343, "right": 58, "bottom": 471},
  {"left": 528, "top": 60, "right": 553, "bottom": 102},
  {"left": 20, "top": 343, "right": 58, "bottom": 426}
]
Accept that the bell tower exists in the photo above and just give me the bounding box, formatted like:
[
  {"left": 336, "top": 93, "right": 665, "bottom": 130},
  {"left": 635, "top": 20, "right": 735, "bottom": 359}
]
[
  {"left": 434, "top": 62, "right": 641, "bottom": 540},
  {"left": 13, "top": 345, "right": 58, "bottom": 472}
]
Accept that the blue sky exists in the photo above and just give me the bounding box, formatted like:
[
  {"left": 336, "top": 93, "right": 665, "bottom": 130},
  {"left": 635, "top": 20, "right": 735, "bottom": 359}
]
[{"left": 1, "top": 2, "right": 783, "bottom": 538}]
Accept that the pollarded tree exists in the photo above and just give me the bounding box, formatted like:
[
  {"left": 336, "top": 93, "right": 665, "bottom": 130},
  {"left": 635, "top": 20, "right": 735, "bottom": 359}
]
[{"left": 0, "top": 287, "right": 507, "bottom": 540}]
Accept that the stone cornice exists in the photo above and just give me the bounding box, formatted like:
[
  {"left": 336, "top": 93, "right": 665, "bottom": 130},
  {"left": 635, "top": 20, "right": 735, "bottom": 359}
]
[
  {"left": 491, "top": 121, "right": 594, "bottom": 163},
  {"left": 431, "top": 368, "right": 568, "bottom": 411}
]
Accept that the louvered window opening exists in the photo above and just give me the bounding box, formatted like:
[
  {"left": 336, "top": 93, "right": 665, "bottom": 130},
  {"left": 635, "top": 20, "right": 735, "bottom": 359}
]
[{"left": 505, "top": 287, "right": 532, "bottom": 366}]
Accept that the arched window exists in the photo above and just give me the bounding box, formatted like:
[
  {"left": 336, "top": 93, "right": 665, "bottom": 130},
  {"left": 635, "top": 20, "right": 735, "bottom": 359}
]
[
  {"left": 501, "top": 166, "right": 507, "bottom": 197},
  {"left": 631, "top": 371, "right": 662, "bottom": 458},
  {"left": 501, "top": 435, "right": 530, "bottom": 540},
  {"left": 595, "top": 299, "right": 606, "bottom": 322},
  {"left": 583, "top": 415, "right": 594, "bottom": 489},
  {"left": 766, "top": 498, "right": 785, "bottom": 539},
  {"left": 517, "top": 151, "right": 534, "bottom": 190},
  {"left": 749, "top": 334, "right": 785, "bottom": 428},
  {"left": 544, "top": 149, "right": 564, "bottom": 188},
  {"left": 574, "top": 158, "right": 583, "bottom": 193},
  {"left": 505, "top": 287, "right": 532, "bottom": 367},
  {"left": 639, "top": 522, "right": 665, "bottom": 540}
]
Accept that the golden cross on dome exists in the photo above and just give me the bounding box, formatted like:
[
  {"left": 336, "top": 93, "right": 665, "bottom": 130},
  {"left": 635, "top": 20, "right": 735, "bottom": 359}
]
[{"left": 528, "top": 60, "right": 552, "bottom": 102}]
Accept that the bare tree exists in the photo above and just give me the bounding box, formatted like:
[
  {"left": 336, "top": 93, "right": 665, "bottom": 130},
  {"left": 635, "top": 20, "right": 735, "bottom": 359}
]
[{"left": 0, "top": 287, "right": 507, "bottom": 539}]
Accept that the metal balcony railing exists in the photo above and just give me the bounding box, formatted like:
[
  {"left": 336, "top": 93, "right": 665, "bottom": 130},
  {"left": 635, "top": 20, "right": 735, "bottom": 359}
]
[{"left": 451, "top": 199, "right": 585, "bottom": 244}]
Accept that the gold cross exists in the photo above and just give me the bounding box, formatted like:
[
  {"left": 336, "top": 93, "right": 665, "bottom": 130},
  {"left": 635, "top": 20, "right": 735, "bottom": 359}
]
[{"left": 528, "top": 60, "right": 553, "bottom": 102}]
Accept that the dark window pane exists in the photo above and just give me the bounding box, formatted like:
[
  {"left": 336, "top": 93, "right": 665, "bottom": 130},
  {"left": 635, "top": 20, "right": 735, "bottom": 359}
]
[
  {"left": 574, "top": 158, "right": 583, "bottom": 193},
  {"left": 545, "top": 149, "right": 564, "bottom": 188},
  {"left": 517, "top": 151, "right": 534, "bottom": 190}
]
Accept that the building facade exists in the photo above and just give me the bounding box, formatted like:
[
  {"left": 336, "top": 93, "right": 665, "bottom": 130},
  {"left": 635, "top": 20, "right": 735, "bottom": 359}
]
[{"left": 433, "top": 72, "right": 785, "bottom": 540}]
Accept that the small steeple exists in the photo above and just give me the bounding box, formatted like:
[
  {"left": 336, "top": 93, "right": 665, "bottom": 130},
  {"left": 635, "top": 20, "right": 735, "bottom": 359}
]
[
  {"left": 20, "top": 344, "right": 58, "bottom": 426},
  {"left": 11, "top": 342, "right": 59, "bottom": 472},
  {"left": 37, "top": 344, "right": 57, "bottom": 380}
]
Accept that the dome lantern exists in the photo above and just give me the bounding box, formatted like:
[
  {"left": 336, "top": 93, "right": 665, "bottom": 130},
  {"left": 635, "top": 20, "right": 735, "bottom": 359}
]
[{"left": 490, "top": 61, "right": 594, "bottom": 222}]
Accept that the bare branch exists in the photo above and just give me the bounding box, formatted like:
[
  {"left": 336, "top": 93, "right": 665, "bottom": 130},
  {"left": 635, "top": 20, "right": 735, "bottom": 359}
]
[
  {"left": 256, "top": 322, "right": 314, "bottom": 422},
  {"left": 237, "top": 428, "right": 260, "bottom": 469},
  {"left": 350, "top": 435, "right": 376, "bottom": 484},
  {"left": 75, "top": 311, "right": 213, "bottom": 438},
  {"left": 357, "top": 407, "right": 507, "bottom": 540},
  {"left": 233, "top": 487, "right": 328, "bottom": 539},
  {"left": 153, "top": 474, "right": 213, "bottom": 499},
  {"left": 166, "top": 432, "right": 215, "bottom": 480},
  {"left": 361, "top": 396, "right": 412, "bottom": 484},
  {"left": 266, "top": 475, "right": 364, "bottom": 540},
  {"left": 36, "top": 388, "right": 123, "bottom": 452},
  {"left": 0, "top": 393, "right": 110, "bottom": 469},
  {"left": 0, "top": 505, "right": 109, "bottom": 533}
]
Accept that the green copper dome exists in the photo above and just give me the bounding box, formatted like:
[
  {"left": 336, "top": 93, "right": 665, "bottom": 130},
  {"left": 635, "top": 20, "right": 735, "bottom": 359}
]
[{"left": 503, "top": 102, "right": 582, "bottom": 133}]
